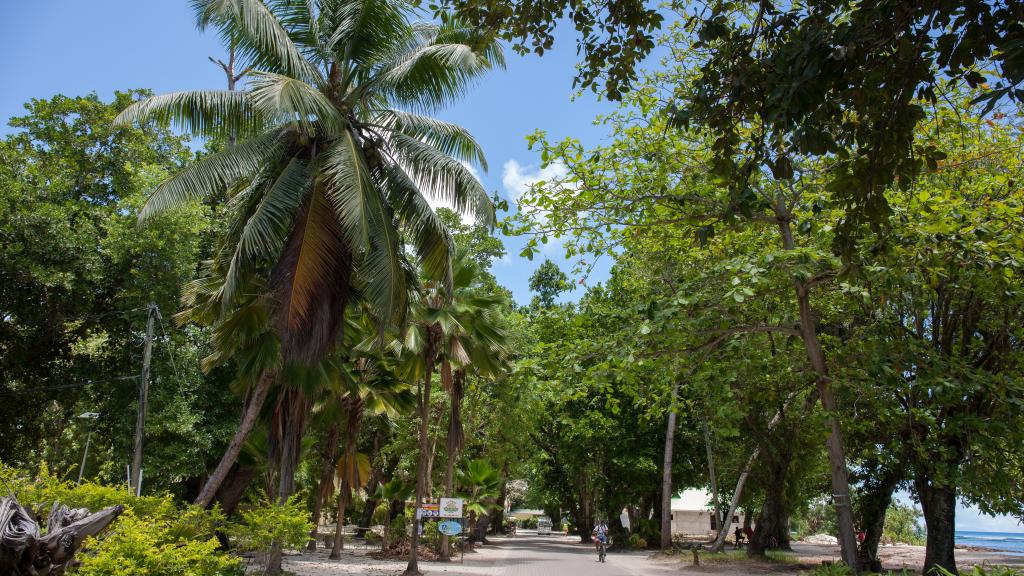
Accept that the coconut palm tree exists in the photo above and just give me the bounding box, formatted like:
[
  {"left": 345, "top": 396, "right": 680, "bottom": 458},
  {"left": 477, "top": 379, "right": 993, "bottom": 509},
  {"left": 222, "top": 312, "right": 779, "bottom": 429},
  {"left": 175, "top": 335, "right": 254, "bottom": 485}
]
[{"left": 116, "top": 0, "right": 503, "bottom": 514}]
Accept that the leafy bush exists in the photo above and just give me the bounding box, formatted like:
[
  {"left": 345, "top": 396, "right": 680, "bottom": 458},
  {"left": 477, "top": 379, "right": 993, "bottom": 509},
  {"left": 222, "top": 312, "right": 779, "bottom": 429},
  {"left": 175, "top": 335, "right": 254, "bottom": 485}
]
[
  {"left": 226, "top": 493, "right": 312, "bottom": 554},
  {"left": 77, "top": 510, "right": 243, "bottom": 576},
  {"left": 628, "top": 533, "right": 648, "bottom": 549}
]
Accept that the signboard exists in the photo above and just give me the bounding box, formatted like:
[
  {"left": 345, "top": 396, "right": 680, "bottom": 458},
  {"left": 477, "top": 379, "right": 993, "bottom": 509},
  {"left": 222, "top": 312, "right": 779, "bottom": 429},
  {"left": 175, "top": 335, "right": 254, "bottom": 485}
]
[
  {"left": 417, "top": 503, "right": 440, "bottom": 519},
  {"left": 439, "top": 498, "right": 464, "bottom": 518},
  {"left": 439, "top": 520, "right": 463, "bottom": 536}
]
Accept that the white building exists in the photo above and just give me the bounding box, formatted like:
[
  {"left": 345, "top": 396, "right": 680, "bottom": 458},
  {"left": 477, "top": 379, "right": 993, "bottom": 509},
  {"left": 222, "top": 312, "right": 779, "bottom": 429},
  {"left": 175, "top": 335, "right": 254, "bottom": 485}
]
[{"left": 670, "top": 489, "right": 745, "bottom": 539}]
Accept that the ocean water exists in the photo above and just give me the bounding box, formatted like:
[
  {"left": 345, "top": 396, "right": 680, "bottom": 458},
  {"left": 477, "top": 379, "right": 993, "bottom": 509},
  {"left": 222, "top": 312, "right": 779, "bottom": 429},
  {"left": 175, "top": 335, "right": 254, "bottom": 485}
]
[{"left": 956, "top": 531, "right": 1024, "bottom": 555}]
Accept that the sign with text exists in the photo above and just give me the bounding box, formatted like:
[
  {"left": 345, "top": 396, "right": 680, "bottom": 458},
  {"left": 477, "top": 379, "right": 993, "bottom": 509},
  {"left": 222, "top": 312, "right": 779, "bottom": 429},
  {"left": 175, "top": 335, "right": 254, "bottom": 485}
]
[
  {"left": 417, "top": 503, "right": 440, "bottom": 519},
  {"left": 439, "top": 498, "right": 464, "bottom": 518},
  {"left": 439, "top": 520, "right": 463, "bottom": 536}
]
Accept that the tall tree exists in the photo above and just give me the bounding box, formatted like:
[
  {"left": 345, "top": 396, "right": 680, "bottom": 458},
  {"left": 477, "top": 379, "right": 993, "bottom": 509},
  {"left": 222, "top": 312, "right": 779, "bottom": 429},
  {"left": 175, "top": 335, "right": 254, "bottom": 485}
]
[{"left": 116, "top": 0, "right": 503, "bottom": 519}]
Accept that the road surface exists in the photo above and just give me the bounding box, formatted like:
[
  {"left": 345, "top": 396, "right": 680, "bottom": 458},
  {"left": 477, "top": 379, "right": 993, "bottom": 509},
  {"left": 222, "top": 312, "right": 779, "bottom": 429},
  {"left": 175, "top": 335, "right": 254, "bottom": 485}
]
[
  {"left": 284, "top": 531, "right": 681, "bottom": 576},
  {"left": 456, "top": 532, "right": 677, "bottom": 576}
]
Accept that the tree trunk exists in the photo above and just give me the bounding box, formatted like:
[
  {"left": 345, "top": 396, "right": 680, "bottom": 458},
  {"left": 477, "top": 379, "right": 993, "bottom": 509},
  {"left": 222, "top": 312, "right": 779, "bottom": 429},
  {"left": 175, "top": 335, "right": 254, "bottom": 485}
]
[
  {"left": 660, "top": 379, "right": 680, "bottom": 550},
  {"left": 778, "top": 218, "right": 859, "bottom": 571},
  {"left": 266, "top": 387, "right": 310, "bottom": 575},
  {"left": 330, "top": 399, "right": 364, "bottom": 559},
  {"left": 917, "top": 478, "right": 958, "bottom": 575},
  {"left": 709, "top": 394, "right": 795, "bottom": 553},
  {"left": 749, "top": 451, "right": 793, "bottom": 556},
  {"left": 356, "top": 430, "right": 387, "bottom": 538},
  {"left": 214, "top": 463, "right": 257, "bottom": 517},
  {"left": 405, "top": 358, "right": 434, "bottom": 575},
  {"left": 856, "top": 470, "right": 900, "bottom": 571},
  {"left": 308, "top": 421, "right": 340, "bottom": 551},
  {"left": 195, "top": 370, "right": 274, "bottom": 508},
  {"left": 703, "top": 418, "right": 723, "bottom": 529},
  {"left": 710, "top": 444, "right": 760, "bottom": 552},
  {"left": 439, "top": 435, "right": 457, "bottom": 560}
]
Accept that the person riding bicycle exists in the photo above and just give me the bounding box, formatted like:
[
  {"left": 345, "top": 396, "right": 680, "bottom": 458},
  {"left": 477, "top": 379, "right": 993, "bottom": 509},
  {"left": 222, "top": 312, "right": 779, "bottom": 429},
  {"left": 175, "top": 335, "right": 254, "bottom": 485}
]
[{"left": 592, "top": 519, "right": 609, "bottom": 549}]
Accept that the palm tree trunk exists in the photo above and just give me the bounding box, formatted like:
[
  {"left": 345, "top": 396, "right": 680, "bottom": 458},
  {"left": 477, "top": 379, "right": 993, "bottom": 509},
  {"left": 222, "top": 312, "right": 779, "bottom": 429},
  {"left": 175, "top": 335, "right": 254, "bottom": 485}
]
[
  {"left": 439, "top": 370, "right": 464, "bottom": 560},
  {"left": 330, "top": 398, "right": 364, "bottom": 559},
  {"left": 194, "top": 370, "right": 274, "bottom": 508},
  {"left": 405, "top": 359, "right": 434, "bottom": 575},
  {"left": 308, "top": 421, "right": 340, "bottom": 551},
  {"left": 266, "top": 387, "right": 310, "bottom": 575}
]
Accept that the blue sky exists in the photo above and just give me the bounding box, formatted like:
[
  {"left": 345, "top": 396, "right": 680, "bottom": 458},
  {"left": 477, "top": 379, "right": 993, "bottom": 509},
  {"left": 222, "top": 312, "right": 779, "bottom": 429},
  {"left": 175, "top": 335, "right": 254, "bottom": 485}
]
[
  {"left": 3, "top": 1, "right": 1020, "bottom": 535},
  {"left": 1, "top": 0, "right": 612, "bottom": 306}
]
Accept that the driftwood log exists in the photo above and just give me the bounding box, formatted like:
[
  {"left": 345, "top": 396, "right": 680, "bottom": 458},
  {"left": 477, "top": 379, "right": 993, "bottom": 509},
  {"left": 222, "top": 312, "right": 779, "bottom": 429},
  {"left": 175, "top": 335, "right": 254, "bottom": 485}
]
[{"left": 0, "top": 496, "right": 123, "bottom": 575}]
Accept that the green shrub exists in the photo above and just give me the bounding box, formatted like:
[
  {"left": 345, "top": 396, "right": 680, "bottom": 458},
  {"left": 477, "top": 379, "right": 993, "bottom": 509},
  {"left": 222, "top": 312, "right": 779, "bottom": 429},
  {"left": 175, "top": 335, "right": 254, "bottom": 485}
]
[
  {"left": 628, "top": 533, "right": 648, "bottom": 549},
  {"left": 77, "top": 510, "right": 243, "bottom": 576},
  {"left": 226, "top": 493, "right": 312, "bottom": 554}
]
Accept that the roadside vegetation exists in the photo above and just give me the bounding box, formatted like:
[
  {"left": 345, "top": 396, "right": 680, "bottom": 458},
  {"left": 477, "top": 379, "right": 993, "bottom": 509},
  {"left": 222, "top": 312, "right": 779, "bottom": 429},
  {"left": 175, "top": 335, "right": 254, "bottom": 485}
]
[{"left": 2, "top": 1, "right": 1023, "bottom": 575}]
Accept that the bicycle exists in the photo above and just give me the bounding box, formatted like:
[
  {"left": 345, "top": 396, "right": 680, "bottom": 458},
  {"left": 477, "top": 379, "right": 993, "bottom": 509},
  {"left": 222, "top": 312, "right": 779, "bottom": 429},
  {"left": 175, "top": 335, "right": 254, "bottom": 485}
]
[{"left": 595, "top": 537, "right": 608, "bottom": 563}]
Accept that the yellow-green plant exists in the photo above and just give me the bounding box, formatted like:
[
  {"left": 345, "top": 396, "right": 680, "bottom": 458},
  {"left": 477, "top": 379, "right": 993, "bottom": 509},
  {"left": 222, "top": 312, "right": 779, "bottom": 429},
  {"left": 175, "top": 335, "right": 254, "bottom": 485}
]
[{"left": 76, "top": 510, "right": 242, "bottom": 576}]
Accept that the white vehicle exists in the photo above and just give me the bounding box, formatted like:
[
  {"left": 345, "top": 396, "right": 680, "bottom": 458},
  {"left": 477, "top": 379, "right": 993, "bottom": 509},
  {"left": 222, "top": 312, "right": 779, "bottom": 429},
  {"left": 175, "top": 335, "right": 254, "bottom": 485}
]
[{"left": 537, "top": 516, "right": 552, "bottom": 535}]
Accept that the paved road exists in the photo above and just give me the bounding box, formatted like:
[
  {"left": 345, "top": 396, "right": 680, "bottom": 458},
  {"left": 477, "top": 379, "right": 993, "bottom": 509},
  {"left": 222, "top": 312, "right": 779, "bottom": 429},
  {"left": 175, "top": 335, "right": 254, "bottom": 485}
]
[
  {"left": 284, "top": 532, "right": 681, "bottom": 576},
  {"left": 429, "top": 532, "right": 679, "bottom": 576}
]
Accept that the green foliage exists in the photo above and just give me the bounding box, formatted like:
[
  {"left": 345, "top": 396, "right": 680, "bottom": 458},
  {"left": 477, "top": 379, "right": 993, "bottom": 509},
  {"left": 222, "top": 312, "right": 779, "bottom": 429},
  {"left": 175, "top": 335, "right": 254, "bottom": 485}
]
[
  {"left": 77, "top": 510, "right": 243, "bottom": 576},
  {"left": 882, "top": 503, "right": 925, "bottom": 546},
  {"left": 528, "top": 259, "right": 569, "bottom": 307},
  {"left": 0, "top": 92, "right": 236, "bottom": 493},
  {"left": 627, "top": 533, "right": 648, "bottom": 549},
  {"left": 226, "top": 493, "right": 312, "bottom": 554},
  {"left": 431, "top": 0, "right": 662, "bottom": 99},
  {"left": 933, "top": 567, "right": 1024, "bottom": 576},
  {"left": 2, "top": 463, "right": 240, "bottom": 575}
]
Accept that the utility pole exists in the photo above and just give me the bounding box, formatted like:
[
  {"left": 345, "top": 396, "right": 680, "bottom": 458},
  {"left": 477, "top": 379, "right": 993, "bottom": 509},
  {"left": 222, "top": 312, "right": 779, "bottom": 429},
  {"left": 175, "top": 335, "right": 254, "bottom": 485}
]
[{"left": 130, "top": 303, "right": 157, "bottom": 495}]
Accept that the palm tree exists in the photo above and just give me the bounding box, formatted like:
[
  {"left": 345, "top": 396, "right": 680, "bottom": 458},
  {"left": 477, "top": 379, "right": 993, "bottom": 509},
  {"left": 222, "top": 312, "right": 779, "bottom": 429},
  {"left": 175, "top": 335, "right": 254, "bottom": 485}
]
[
  {"left": 329, "top": 353, "right": 414, "bottom": 558},
  {"left": 116, "top": 0, "right": 503, "bottom": 513},
  {"left": 393, "top": 248, "right": 508, "bottom": 569},
  {"left": 435, "top": 253, "right": 510, "bottom": 560},
  {"left": 373, "top": 477, "right": 414, "bottom": 552},
  {"left": 457, "top": 459, "right": 502, "bottom": 544}
]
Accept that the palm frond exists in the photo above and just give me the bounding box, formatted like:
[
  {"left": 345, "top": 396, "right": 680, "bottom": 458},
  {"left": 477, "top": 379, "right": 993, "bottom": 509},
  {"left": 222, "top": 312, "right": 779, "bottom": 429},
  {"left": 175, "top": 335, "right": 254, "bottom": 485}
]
[
  {"left": 222, "top": 155, "right": 312, "bottom": 310},
  {"left": 248, "top": 72, "right": 345, "bottom": 134},
  {"left": 386, "top": 132, "right": 495, "bottom": 227},
  {"left": 192, "top": 0, "right": 322, "bottom": 83},
  {"left": 383, "top": 163, "right": 453, "bottom": 289},
  {"left": 114, "top": 90, "right": 266, "bottom": 139},
  {"left": 321, "top": 131, "right": 408, "bottom": 326},
  {"left": 139, "top": 129, "right": 286, "bottom": 221},
  {"left": 376, "top": 109, "right": 487, "bottom": 170},
  {"left": 375, "top": 42, "right": 495, "bottom": 112},
  {"left": 272, "top": 185, "right": 353, "bottom": 363}
]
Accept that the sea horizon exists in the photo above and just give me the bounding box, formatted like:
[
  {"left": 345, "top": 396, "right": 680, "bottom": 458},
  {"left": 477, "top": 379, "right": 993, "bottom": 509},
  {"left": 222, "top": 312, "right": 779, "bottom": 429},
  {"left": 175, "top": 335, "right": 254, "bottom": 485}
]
[{"left": 956, "top": 530, "right": 1024, "bottom": 555}]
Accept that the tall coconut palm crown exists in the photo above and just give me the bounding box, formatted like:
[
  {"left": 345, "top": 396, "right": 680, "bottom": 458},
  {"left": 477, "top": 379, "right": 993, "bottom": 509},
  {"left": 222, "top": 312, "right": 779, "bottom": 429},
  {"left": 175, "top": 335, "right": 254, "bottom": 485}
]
[{"left": 115, "top": 0, "right": 503, "bottom": 364}]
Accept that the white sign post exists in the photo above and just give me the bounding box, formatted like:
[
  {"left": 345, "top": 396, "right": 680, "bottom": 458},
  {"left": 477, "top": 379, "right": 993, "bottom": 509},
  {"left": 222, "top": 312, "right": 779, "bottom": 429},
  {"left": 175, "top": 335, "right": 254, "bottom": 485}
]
[{"left": 439, "top": 498, "right": 464, "bottom": 518}]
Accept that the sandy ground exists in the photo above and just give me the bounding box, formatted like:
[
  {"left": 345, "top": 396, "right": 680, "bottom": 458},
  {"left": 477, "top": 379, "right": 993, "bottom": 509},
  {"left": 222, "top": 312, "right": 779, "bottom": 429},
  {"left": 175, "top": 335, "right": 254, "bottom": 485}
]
[
  {"left": 276, "top": 536, "right": 1024, "bottom": 576},
  {"left": 652, "top": 542, "right": 1024, "bottom": 575}
]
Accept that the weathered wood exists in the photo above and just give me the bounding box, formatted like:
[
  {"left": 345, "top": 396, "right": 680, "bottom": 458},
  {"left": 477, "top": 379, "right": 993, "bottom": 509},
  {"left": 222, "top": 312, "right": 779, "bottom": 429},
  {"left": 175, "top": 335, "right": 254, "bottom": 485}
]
[{"left": 0, "top": 496, "right": 123, "bottom": 575}]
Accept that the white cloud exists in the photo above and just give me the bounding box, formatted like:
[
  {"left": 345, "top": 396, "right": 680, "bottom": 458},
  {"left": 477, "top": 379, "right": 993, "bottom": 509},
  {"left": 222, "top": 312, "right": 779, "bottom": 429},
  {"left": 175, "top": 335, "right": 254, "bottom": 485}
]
[
  {"left": 502, "top": 159, "right": 574, "bottom": 256},
  {"left": 501, "top": 159, "right": 568, "bottom": 202}
]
